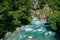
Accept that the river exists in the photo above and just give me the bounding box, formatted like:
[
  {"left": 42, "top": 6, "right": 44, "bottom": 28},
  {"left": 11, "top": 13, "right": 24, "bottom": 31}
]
[{"left": 4, "top": 17, "right": 56, "bottom": 40}]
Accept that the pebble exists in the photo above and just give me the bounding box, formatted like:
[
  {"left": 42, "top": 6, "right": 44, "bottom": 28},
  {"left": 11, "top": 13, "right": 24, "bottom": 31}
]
[
  {"left": 37, "top": 12, "right": 39, "bottom": 15},
  {"left": 16, "top": 27, "right": 20, "bottom": 31},
  {"left": 5, "top": 32, "right": 11, "bottom": 36},
  {"left": 25, "top": 28, "right": 33, "bottom": 31},
  {"left": 0, "top": 38, "right": 3, "bottom": 40},
  {"left": 45, "top": 31, "right": 52, "bottom": 35},
  {"left": 37, "top": 29, "right": 42, "bottom": 32},
  {"left": 28, "top": 36, "right": 33, "bottom": 39}
]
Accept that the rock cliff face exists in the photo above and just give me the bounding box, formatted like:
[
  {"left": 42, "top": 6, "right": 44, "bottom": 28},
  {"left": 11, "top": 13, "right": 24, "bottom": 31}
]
[
  {"left": 33, "top": 10, "right": 47, "bottom": 24},
  {"left": 33, "top": 10, "right": 46, "bottom": 20},
  {"left": 32, "top": 4, "right": 53, "bottom": 20}
]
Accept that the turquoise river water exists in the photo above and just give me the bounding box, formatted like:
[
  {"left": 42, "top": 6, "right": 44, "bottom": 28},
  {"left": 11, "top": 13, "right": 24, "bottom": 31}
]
[{"left": 4, "top": 18, "right": 56, "bottom": 40}]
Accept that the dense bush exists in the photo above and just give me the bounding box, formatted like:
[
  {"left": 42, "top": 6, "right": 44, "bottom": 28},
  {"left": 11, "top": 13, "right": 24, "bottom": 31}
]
[
  {"left": 0, "top": 0, "right": 33, "bottom": 38},
  {"left": 47, "top": 11, "right": 60, "bottom": 40},
  {"left": 43, "top": 0, "right": 60, "bottom": 11},
  {"left": 47, "top": 11, "right": 60, "bottom": 30}
]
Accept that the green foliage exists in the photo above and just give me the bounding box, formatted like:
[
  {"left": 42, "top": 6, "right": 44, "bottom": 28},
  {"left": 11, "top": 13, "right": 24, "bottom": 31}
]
[
  {"left": 27, "top": 14, "right": 32, "bottom": 24},
  {"left": 40, "top": 0, "right": 60, "bottom": 31},
  {"left": 0, "top": 0, "right": 33, "bottom": 38},
  {"left": 11, "top": 19, "right": 21, "bottom": 27},
  {"left": 43, "top": 0, "right": 60, "bottom": 11},
  {"left": 47, "top": 12, "right": 60, "bottom": 30}
]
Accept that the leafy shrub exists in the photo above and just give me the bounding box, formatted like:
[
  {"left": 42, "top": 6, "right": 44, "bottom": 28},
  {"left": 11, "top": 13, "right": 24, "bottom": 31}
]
[
  {"left": 47, "top": 11, "right": 60, "bottom": 30},
  {"left": 0, "top": 0, "right": 33, "bottom": 38},
  {"left": 43, "top": 0, "right": 60, "bottom": 11},
  {"left": 11, "top": 19, "right": 21, "bottom": 28}
]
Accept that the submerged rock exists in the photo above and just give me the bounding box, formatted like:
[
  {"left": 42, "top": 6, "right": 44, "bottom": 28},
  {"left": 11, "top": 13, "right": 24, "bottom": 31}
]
[
  {"left": 37, "top": 29, "right": 42, "bottom": 32},
  {"left": 25, "top": 28, "right": 34, "bottom": 31}
]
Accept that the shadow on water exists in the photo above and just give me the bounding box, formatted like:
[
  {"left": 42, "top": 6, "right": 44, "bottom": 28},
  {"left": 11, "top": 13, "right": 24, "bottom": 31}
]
[{"left": 55, "top": 21, "right": 60, "bottom": 40}]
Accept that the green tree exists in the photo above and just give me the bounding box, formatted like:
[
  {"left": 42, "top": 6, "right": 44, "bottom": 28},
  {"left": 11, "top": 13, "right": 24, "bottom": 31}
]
[
  {"left": 0, "top": 0, "right": 33, "bottom": 38},
  {"left": 43, "top": 0, "right": 60, "bottom": 11},
  {"left": 47, "top": 12, "right": 60, "bottom": 30}
]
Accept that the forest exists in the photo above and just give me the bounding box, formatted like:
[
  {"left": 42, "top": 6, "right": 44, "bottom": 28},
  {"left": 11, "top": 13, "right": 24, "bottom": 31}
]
[{"left": 0, "top": 0, "right": 60, "bottom": 39}]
